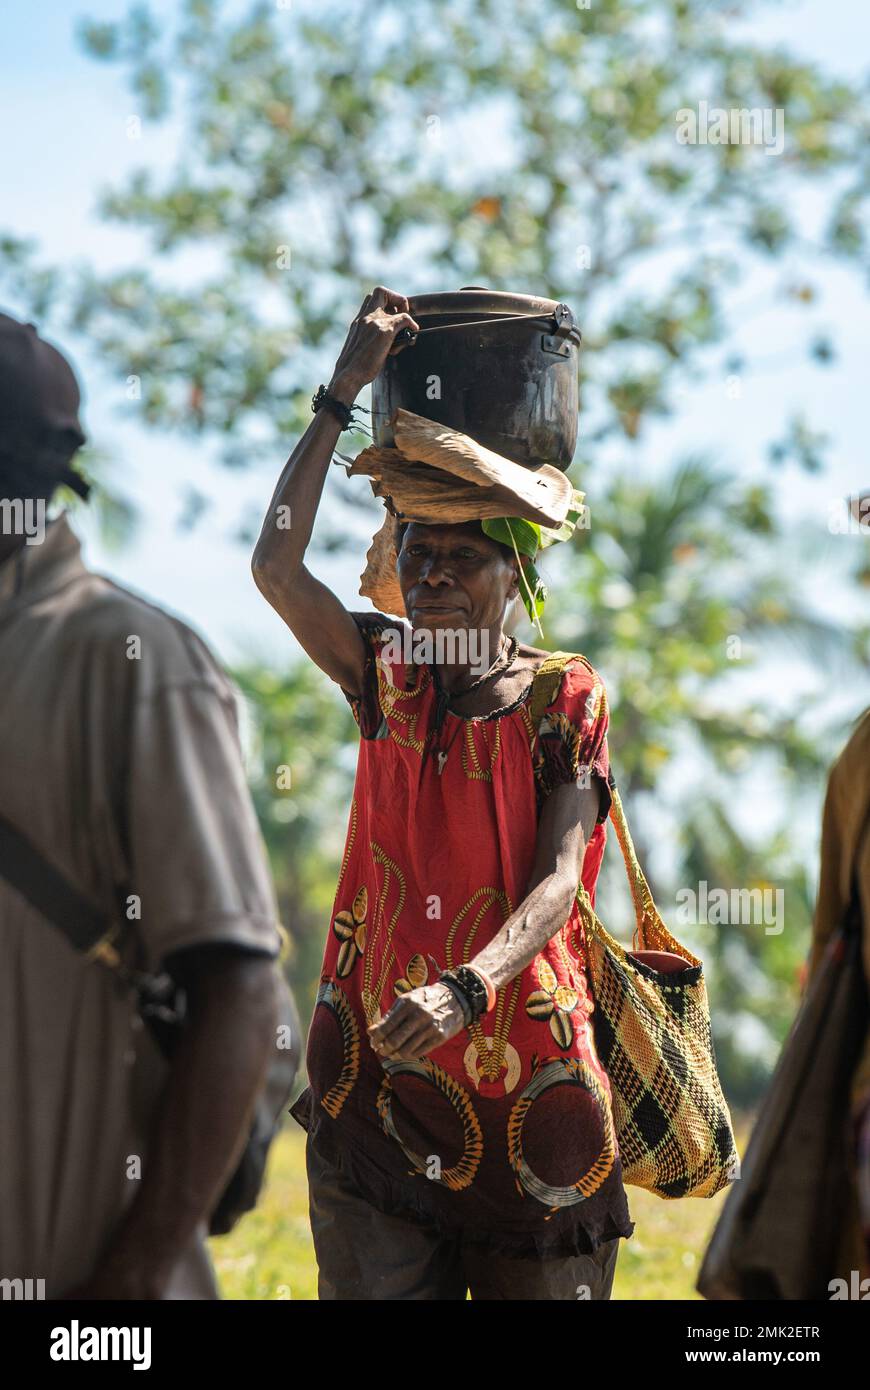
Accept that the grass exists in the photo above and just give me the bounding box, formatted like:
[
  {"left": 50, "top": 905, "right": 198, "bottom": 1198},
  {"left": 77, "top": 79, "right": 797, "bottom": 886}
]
[{"left": 210, "top": 1121, "right": 744, "bottom": 1301}]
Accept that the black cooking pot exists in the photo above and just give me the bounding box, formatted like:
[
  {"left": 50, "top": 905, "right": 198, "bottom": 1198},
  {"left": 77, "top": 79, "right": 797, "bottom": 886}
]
[{"left": 371, "top": 287, "right": 581, "bottom": 472}]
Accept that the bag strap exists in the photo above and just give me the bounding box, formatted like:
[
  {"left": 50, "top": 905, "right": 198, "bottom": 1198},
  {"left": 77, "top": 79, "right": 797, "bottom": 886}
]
[
  {"left": 529, "top": 649, "right": 597, "bottom": 727},
  {"left": 0, "top": 810, "right": 121, "bottom": 965},
  {"left": 0, "top": 806, "right": 285, "bottom": 1001},
  {"left": 529, "top": 652, "right": 696, "bottom": 959}
]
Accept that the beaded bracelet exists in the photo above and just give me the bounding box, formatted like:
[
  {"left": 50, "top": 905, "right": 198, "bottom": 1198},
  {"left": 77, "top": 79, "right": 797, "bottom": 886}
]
[
  {"left": 440, "top": 966, "right": 491, "bottom": 1024},
  {"left": 438, "top": 972, "right": 474, "bottom": 1027},
  {"left": 311, "top": 383, "right": 357, "bottom": 430},
  {"left": 466, "top": 964, "right": 497, "bottom": 1014}
]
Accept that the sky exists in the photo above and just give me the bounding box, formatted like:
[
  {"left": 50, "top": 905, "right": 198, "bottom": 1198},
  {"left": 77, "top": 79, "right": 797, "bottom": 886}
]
[{"left": 0, "top": 0, "right": 867, "bottom": 688}]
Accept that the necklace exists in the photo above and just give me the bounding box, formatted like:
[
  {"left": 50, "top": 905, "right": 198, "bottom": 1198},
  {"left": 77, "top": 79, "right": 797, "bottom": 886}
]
[{"left": 428, "top": 635, "right": 520, "bottom": 775}]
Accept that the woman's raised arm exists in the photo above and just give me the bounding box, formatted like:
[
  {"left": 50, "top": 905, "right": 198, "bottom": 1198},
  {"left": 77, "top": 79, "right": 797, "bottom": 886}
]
[{"left": 251, "top": 287, "right": 417, "bottom": 696}]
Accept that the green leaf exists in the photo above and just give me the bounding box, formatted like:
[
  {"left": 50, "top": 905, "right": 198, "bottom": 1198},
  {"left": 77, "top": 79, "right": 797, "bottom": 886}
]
[
  {"left": 480, "top": 515, "right": 540, "bottom": 557},
  {"left": 480, "top": 489, "right": 587, "bottom": 557}
]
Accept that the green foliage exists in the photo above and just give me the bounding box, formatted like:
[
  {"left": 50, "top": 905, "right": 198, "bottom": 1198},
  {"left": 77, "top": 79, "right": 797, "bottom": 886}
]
[
  {"left": 678, "top": 800, "right": 815, "bottom": 1109},
  {"left": 231, "top": 661, "right": 358, "bottom": 1019},
  {"left": 2, "top": 0, "right": 866, "bottom": 462},
  {"left": 550, "top": 458, "right": 844, "bottom": 794}
]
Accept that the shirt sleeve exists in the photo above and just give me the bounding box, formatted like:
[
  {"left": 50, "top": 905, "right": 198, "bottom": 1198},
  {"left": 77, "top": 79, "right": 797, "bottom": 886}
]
[
  {"left": 534, "top": 657, "right": 613, "bottom": 825},
  {"left": 809, "top": 710, "right": 870, "bottom": 984},
  {"left": 125, "top": 679, "right": 282, "bottom": 975},
  {"left": 338, "top": 611, "right": 400, "bottom": 740}
]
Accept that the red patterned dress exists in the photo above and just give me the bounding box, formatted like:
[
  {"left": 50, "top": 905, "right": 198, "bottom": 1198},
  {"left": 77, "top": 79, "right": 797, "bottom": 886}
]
[{"left": 291, "top": 612, "right": 634, "bottom": 1256}]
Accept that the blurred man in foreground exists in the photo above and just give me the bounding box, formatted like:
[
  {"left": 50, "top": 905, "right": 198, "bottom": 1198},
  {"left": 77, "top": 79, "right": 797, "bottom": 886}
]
[
  {"left": 0, "top": 313, "right": 283, "bottom": 1298},
  {"left": 806, "top": 489, "right": 870, "bottom": 1279}
]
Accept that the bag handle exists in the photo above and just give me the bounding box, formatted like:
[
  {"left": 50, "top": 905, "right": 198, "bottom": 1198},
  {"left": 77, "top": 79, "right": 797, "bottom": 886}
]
[{"left": 530, "top": 651, "right": 698, "bottom": 961}]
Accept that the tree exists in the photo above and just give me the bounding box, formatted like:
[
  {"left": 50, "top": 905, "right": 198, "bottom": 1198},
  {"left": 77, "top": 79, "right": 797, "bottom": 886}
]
[
  {"left": 232, "top": 660, "right": 358, "bottom": 1017},
  {"left": 2, "top": 0, "right": 866, "bottom": 479}
]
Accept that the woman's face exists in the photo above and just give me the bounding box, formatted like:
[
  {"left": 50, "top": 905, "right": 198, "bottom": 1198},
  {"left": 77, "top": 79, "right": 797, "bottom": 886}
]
[{"left": 396, "top": 521, "right": 520, "bottom": 633}]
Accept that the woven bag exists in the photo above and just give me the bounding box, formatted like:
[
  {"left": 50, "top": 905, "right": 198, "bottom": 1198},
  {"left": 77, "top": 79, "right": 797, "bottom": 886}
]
[{"left": 531, "top": 652, "right": 738, "bottom": 1200}]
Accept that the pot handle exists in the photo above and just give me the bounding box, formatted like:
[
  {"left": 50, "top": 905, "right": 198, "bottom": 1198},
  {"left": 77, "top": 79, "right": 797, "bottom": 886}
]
[{"left": 551, "top": 302, "right": 578, "bottom": 340}]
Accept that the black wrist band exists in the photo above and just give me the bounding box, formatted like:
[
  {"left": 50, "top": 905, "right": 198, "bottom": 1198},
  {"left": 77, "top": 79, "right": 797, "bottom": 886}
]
[
  {"left": 439, "top": 972, "right": 474, "bottom": 1027},
  {"left": 453, "top": 965, "right": 490, "bottom": 1022},
  {"left": 312, "top": 384, "right": 354, "bottom": 429},
  {"left": 440, "top": 967, "right": 487, "bottom": 1025}
]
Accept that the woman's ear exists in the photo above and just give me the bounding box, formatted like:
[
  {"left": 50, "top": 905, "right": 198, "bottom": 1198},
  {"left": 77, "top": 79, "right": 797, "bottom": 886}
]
[{"left": 508, "top": 555, "right": 525, "bottom": 600}]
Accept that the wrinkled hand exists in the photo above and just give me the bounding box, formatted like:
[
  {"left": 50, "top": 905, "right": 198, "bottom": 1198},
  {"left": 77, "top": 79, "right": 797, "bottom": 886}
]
[
  {"left": 330, "top": 285, "right": 418, "bottom": 396},
  {"left": 368, "top": 982, "right": 466, "bottom": 1062}
]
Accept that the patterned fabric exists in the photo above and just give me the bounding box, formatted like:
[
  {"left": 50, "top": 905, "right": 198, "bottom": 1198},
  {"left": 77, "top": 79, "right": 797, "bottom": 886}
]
[{"left": 295, "top": 613, "right": 634, "bottom": 1257}]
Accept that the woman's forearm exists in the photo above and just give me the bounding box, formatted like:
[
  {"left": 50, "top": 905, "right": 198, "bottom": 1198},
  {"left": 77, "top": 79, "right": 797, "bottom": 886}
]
[
  {"left": 467, "top": 783, "right": 597, "bottom": 994},
  {"left": 252, "top": 370, "right": 361, "bottom": 583},
  {"left": 253, "top": 285, "right": 415, "bottom": 588},
  {"left": 468, "top": 869, "right": 577, "bottom": 992},
  {"left": 368, "top": 869, "right": 579, "bottom": 1064}
]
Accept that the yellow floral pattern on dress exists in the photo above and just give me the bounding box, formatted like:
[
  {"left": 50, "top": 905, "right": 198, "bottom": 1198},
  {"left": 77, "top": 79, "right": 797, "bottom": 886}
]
[
  {"left": 525, "top": 958, "right": 582, "bottom": 1050},
  {"left": 394, "top": 952, "right": 428, "bottom": 995},
  {"left": 333, "top": 885, "right": 367, "bottom": 978}
]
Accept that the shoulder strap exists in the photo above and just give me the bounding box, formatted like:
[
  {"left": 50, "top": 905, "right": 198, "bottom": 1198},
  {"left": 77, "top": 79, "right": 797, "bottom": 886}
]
[
  {"left": 529, "top": 650, "right": 593, "bottom": 727},
  {"left": 0, "top": 811, "right": 120, "bottom": 964},
  {"left": 529, "top": 652, "right": 677, "bottom": 954}
]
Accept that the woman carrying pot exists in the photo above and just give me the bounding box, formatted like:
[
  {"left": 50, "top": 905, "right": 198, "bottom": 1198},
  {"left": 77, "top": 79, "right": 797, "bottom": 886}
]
[{"left": 252, "top": 285, "right": 634, "bottom": 1301}]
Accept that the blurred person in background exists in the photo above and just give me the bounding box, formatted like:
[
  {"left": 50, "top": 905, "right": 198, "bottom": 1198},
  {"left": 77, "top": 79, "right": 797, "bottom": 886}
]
[{"left": 806, "top": 488, "right": 870, "bottom": 1282}]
